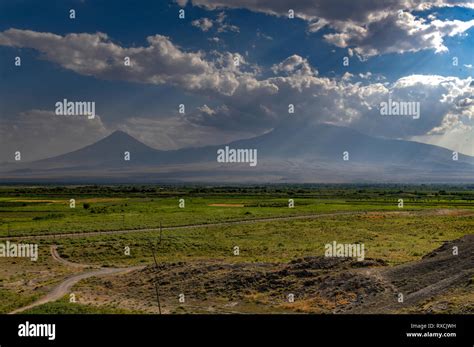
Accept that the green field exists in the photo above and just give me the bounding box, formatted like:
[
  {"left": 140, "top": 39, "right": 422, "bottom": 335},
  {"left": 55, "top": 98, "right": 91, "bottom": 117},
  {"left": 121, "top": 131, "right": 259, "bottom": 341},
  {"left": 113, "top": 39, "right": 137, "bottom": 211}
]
[
  {"left": 50, "top": 210, "right": 471, "bottom": 266},
  {"left": 0, "top": 185, "right": 473, "bottom": 314},
  {"left": 1, "top": 185, "right": 473, "bottom": 237}
]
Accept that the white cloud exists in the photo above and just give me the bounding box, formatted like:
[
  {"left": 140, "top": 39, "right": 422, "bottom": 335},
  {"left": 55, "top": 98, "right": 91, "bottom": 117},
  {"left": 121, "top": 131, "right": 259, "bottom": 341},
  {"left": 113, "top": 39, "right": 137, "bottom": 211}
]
[
  {"left": 359, "top": 72, "right": 372, "bottom": 79},
  {"left": 215, "top": 12, "right": 240, "bottom": 33},
  {"left": 256, "top": 30, "right": 273, "bottom": 40},
  {"left": 271, "top": 54, "right": 316, "bottom": 76},
  {"left": 191, "top": 17, "right": 214, "bottom": 31},
  {"left": 179, "top": 0, "right": 474, "bottom": 57},
  {"left": 0, "top": 29, "right": 243, "bottom": 96},
  {"left": 191, "top": 12, "right": 239, "bottom": 33},
  {"left": 323, "top": 12, "right": 474, "bottom": 57},
  {"left": 178, "top": 0, "right": 474, "bottom": 23}
]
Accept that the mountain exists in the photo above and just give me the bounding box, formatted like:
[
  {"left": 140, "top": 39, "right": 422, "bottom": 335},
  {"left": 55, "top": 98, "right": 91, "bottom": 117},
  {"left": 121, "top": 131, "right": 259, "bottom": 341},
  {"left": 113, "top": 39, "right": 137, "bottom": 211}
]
[
  {"left": 36, "top": 130, "right": 161, "bottom": 168},
  {"left": 1, "top": 123, "right": 473, "bottom": 183}
]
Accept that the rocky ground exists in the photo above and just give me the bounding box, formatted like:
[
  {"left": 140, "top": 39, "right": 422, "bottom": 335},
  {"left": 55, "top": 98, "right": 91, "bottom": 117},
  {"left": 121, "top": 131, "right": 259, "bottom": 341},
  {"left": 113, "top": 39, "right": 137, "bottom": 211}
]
[{"left": 74, "top": 235, "right": 473, "bottom": 314}]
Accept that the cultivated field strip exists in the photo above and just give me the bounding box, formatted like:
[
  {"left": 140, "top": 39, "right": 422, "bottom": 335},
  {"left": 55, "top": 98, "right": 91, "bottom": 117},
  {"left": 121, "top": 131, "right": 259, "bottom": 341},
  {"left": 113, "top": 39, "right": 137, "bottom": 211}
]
[{"left": 0, "top": 210, "right": 394, "bottom": 240}]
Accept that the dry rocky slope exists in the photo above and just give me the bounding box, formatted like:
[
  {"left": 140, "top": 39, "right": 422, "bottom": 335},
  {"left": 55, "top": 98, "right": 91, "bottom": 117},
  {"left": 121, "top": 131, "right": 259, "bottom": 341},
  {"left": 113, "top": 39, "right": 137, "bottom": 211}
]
[{"left": 90, "top": 235, "right": 473, "bottom": 313}]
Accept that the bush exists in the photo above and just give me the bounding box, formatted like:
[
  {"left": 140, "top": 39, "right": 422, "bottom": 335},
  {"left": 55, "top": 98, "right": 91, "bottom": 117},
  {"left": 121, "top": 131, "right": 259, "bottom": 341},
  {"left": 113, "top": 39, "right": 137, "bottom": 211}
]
[
  {"left": 83, "top": 203, "right": 90, "bottom": 210},
  {"left": 32, "top": 213, "right": 64, "bottom": 221}
]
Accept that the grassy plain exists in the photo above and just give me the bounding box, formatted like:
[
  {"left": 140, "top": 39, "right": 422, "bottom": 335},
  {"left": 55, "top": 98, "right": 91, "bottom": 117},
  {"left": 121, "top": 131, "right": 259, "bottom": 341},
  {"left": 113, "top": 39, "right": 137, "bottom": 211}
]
[
  {"left": 1, "top": 185, "right": 473, "bottom": 237},
  {"left": 0, "top": 185, "right": 472, "bottom": 314}
]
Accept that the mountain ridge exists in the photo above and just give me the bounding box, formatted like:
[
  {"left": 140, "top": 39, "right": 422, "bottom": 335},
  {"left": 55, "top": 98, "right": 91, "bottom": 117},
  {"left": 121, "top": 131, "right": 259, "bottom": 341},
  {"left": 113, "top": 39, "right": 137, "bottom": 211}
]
[{"left": 1, "top": 122, "right": 473, "bottom": 183}]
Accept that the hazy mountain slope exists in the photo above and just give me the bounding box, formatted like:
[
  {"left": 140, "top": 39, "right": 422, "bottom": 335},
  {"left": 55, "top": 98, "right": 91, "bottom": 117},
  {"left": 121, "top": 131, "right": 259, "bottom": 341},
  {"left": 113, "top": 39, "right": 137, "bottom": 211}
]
[{"left": 1, "top": 122, "right": 472, "bottom": 183}]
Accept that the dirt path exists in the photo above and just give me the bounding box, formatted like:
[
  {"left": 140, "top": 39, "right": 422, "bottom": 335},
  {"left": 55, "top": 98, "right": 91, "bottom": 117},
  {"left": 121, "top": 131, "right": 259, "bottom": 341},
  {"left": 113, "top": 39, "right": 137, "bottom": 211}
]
[
  {"left": 0, "top": 210, "right": 417, "bottom": 240},
  {"left": 50, "top": 245, "right": 99, "bottom": 269},
  {"left": 9, "top": 246, "right": 145, "bottom": 314},
  {"left": 349, "top": 235, "right": 474, "bottom": 313}
]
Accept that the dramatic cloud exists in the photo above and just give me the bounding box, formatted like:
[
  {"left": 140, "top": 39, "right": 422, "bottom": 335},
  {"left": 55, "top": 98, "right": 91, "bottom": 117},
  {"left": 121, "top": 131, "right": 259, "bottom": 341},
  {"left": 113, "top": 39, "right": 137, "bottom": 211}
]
[
  {"left": 184, "top": 56, "right": 473, "bottom": 154},
  {"left": 178, "top": 0, "right": 474, "bottom": 57},
  {"left": 0, "top": 29, "right": 244, "bottom": 95},
  {"left": 177, "top": 0, "right": 474, "bottom": 23},
  {"left": 1, "top": 27, "right": 472, "bottom": 155},
  {"left": 350, "top": 75, "right": 474, "bottom": 141},
  {"left": 323, "top": 12, "right": 474, "bottom": 57}
]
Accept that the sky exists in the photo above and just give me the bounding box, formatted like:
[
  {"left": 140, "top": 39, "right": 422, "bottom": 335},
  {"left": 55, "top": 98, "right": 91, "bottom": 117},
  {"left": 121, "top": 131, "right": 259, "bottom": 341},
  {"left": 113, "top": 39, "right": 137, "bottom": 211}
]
[{"left": 0, "top": 0, "right": 473, "bottom": 161}]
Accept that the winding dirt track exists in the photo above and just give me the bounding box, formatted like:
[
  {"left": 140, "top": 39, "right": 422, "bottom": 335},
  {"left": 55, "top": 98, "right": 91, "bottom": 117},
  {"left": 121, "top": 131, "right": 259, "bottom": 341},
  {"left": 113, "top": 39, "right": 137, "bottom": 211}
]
[
  {"left": 50, "top": 245, "right": 98, "bottom": 269},
  {"left": 9, "top": 246, "right": 144, "bottom": 314}
]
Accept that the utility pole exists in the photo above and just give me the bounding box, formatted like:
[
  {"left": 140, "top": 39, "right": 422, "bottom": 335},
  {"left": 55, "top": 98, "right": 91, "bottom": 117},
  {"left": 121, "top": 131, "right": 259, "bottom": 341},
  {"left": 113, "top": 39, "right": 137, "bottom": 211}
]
[{"left": 148, "top": 225, "right": 163, "bottom": 315}]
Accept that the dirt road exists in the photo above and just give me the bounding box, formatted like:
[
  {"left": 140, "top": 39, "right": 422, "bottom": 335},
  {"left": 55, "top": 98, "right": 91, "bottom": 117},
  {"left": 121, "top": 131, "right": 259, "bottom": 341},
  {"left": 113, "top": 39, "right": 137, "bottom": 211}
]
[
  {"left": 9, "top": 246, "right": 144, "bottom": 314},
  {"left": 50, "top": 245, "right": 99, "bottom": 269}
]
